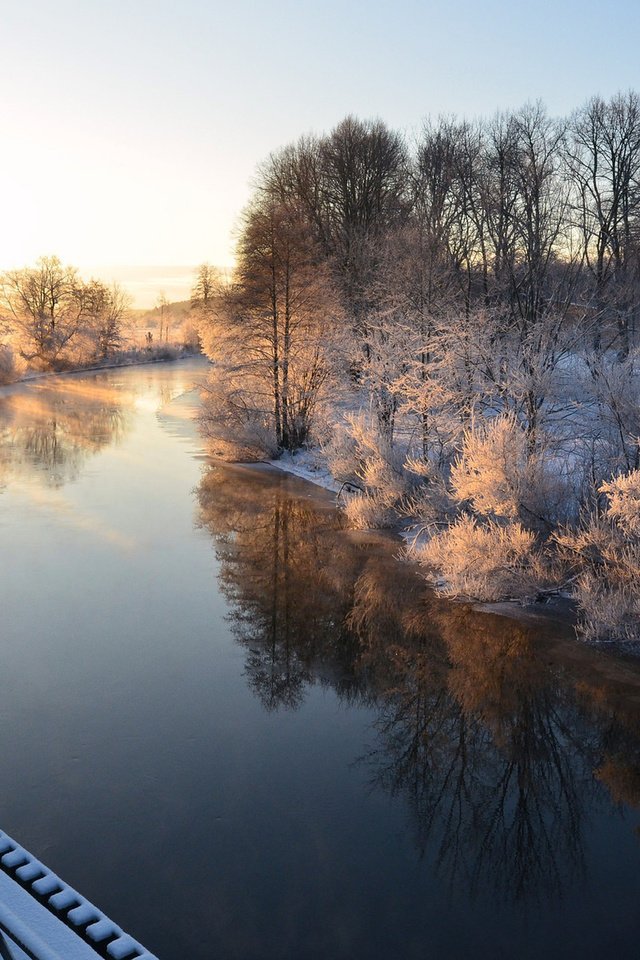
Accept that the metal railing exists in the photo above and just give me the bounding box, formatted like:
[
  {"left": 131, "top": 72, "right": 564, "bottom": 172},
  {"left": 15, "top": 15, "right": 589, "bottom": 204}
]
[{"left": 0, "top": 830, "right": 157, "bottom": 960}]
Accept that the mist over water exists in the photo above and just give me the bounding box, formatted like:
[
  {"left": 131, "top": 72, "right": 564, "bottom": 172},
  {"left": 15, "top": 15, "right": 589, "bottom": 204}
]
[{"left": 1, "top": 360, "right": 640, "bottom": 960}]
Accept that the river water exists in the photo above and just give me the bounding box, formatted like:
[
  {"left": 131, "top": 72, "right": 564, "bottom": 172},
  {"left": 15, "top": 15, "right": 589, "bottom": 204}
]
[{"left": 1, "top": 359, "right": 640, "bottom": 959}]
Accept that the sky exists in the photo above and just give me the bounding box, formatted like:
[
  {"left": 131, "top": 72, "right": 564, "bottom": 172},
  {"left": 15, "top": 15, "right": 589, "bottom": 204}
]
[{"left": 1, "top": 0, "right": 640, "bottom": 305}]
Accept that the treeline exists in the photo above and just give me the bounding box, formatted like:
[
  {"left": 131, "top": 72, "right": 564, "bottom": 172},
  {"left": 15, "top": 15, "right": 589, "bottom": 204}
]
[
  {"left": 0, "top": 256, "right": 198, "bottom": 383},
  {"left": 196, "top": 92, "right": 640, "bottom": 641},
  {"left": 0, "top": 256, "right": 132, "bottom": 380}
]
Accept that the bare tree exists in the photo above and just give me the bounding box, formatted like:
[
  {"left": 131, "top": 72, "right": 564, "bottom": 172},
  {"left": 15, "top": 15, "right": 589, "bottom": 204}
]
[
  {"left": 0, "top": 256, "right": 86, "bottom": 368},
  {"left": 566, "top": 92, "right": 640, "bottom": 352},
  {"left": 82, "top": 280, "right": 130, "bottom": 360}
]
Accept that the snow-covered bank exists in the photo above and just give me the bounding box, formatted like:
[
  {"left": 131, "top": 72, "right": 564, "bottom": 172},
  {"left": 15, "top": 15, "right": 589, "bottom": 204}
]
[
  {"left": 267, "top": 449, "right": 343, "bottom": 494},
  {"left": 262, "top": 436, "right": 640, "bottom": 650}
]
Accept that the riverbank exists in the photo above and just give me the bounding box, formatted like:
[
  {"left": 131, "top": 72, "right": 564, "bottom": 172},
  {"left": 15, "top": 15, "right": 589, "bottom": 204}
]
[
  {"left": 0, "top": 346, "right": 202, "bottom": 390},
  {"left": 216, "top": 458, "right": 640, "bottom": 736},
  {"left": 258, "top": 445, "right": 640, "bottom": 662}
]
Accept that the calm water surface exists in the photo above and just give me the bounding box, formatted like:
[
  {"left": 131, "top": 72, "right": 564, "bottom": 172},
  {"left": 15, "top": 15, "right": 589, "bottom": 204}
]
[{"left": 1, "top": 359, "right": 640, "bottom": 959}]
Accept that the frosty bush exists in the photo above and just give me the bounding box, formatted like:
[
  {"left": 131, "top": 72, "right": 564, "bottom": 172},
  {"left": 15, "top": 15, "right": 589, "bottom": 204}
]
[
  {"left": 343, "top": 492, "right": 398, "bottom": 530},
  {"left": 572, "top": 572, "right": 640, "bottom": 643},
  {"left": 600, "top": 470, "right": 640, "bottom": 537},
  {"left": 333, "top": 413, "right": 416, "bottom": 528},
  {"left": 451, "top": 415, "right": 528, "bottom": 519},
  {"left": 323, "top": 420, "right": 362, "bottom": 488},
  {"left": 401, "top": 462, "right": 455, "bottom": 529},
  {"left": 556, "top": 469, "right": 640, "bottom": 641},
  {"left": 412, "top": 515, "right": 542, "bottom": 601},
  {"left": 450, "top": 414, "right": 563, "bottom": 527}
]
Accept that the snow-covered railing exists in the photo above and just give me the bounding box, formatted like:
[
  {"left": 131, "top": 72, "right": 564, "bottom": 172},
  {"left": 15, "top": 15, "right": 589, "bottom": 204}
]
[{"left": 0, "top": 830, "right": 157, "bottom": 960}]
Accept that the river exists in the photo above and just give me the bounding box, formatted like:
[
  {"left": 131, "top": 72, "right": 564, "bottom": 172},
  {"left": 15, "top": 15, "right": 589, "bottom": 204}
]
[{"left": 1, "top": 359, "right": 640, "bottom": 959}]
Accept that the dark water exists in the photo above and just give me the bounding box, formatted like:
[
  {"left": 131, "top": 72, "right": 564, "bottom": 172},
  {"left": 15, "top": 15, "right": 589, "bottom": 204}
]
[{"left": 1, "top": 360, "right": 640, "bottom": 960}]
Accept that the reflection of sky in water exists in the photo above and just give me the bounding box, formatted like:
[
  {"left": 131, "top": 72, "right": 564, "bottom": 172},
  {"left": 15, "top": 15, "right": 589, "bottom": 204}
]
[{"left": 1, "top": 360, "right": 640, "bottom": 960}]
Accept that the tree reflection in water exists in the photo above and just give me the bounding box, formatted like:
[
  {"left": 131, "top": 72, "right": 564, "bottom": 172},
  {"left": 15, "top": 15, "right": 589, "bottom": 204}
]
[
  {"left": 197, "top": 461, "right": 640, "bottom": 906},
  {"left": 198, "top": 464, "right": 366, "bottom": 711},
  {"left": 361, "top": 605, "right": 595, "bottom": 903},
  {"left": 0, "top": 378, "right": 129, "bottom": 487}
]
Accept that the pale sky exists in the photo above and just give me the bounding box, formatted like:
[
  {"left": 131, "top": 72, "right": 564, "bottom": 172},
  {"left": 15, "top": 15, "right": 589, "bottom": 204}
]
[{"left": 1, "top": 0, "right": 639, "bottom": 305}]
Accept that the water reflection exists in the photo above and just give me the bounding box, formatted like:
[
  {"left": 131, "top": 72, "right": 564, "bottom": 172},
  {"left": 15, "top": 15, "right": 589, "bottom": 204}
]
[
  {"left": 198, "top": 464, "right": 365, "bottom": 711},
  {"left": 0, "top": 379, "right": 129, "bottom": 486},
  {"left": 363, "top": 609, "right": 593, "bottom": 904},
  {"left": 198, "top": 462, "right": 640, "bottom": 907},
  {"left": 0, "top": 371, "right": 195, "bottom": 490}
]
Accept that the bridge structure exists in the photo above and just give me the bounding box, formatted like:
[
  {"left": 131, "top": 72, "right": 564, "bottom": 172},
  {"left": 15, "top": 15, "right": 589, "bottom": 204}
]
[{"left": 0, "top": 829, "right": 157, "bottom": 960}]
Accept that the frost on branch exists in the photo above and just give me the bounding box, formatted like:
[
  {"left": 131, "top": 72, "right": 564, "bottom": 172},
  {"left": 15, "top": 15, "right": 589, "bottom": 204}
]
[
  {"left": 600, "top": 470, "right": 640, "bottom": 537},
  {"left": 411, "top": 515, "right": 541, "bottom": 602},
  {"left": 450, "top": 414, "right": 561, "bottom": 528},
  {"left": 555, "top": 469, "right": 640, "bottom": 641}
]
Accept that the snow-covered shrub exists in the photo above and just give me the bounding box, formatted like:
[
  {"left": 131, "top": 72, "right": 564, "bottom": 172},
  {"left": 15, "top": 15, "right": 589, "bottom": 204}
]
[
  {"left": 451, "top": 414, "right": 528, "bottom": 519},
  {"left": 411, "top": 515, "right": 543, "bottom": 601},
  {"left": 150, "top": 344, "right": 180, "bottom": 362},
  {"left": 571, "top": 571, "right": 640, "bottom": 643},
  {"left": 402, "top": 459, "right": 455, "bottom": 524},
  {"left": 323, "top": 420, "right": 362, "bottom": 487},
  {"left": 600, "top": 470, "right": 640, "bottom": 537},
  {"left": 343, "top": 491, "right": 398, "bottom": 529},
  {"left": 331, "top": 413, "right": 414, "bottom": 528},
  {"left": 450, "top": 413, "right": 565, "bottom": 528},
  {"left": 555, "top": 469, "right": 640, "bottom": 641}
]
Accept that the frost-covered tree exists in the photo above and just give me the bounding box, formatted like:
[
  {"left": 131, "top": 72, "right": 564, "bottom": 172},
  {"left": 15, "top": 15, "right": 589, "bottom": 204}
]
[
  {"left": 259, "top": 116, "right": 409, "bottom": 342},
  {"left": 191, "top": 263, "right": 220, "bottom": 312},
  {"left": 200, "top": 200, "right": 341, "bottom": 456},
  {"left": 0, "top": 256, "right": 87, "bottom": 368},
  {"left": 82, "top": 280, "right": 130, "bottom": 360},
  {"left": 0, "top": 258, "right": 130, "bottom": 369}
]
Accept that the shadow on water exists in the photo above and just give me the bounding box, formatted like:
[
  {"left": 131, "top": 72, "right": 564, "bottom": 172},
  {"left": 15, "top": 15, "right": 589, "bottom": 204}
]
[{"left": 198, "top": 460, "right": 640, "bottom": 911}]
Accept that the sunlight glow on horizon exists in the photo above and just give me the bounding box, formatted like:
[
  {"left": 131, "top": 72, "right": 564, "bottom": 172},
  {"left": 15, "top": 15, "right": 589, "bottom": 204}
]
[{"left": 77, "top": 264, "right": 216, "bottom": 310}]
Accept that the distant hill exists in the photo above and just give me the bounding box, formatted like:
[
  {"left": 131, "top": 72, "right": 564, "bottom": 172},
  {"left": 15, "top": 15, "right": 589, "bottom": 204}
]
[{"left": 132, "top": 299, "right": 192, "bottom": 321}]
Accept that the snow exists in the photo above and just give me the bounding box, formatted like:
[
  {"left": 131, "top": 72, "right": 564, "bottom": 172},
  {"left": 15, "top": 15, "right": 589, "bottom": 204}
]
[
  {"left": 0, "top": 828, "right": 158, "bottom": 960},
  {"left": 0, "top": 871, "right": 96, "bottom": 960},
  {"left": 267, "top": 449, "right": 343, "bottom": 494}
]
